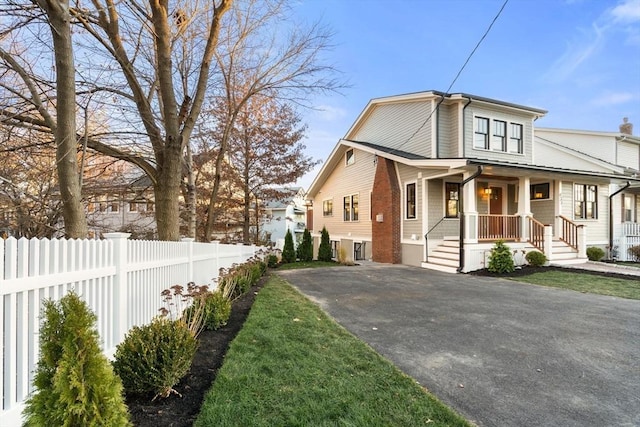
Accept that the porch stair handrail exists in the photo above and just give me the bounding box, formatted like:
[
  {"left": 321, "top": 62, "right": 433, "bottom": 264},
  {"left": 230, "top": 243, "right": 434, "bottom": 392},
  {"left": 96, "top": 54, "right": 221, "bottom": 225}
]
[
  {"left": 528, "top": 216, "right": 545, "bottom": 253},
  {"left": 558, "top": 215, "right": 583, "bottom": 251},
  {"left": 424, "top": 216, "right": 449, "bottom": 263}
]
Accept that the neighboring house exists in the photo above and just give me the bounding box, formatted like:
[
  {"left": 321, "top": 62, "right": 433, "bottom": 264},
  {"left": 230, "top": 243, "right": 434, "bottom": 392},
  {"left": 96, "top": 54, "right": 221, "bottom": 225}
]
[
  {"left": 306, "top": 90, "right": 640, "bottom": 272},
  {"left": 261, "top": 187, "right": 307, "bottom": 249},
  {"left": 535, "top": 122, "right": 640, "bottom": 261}
]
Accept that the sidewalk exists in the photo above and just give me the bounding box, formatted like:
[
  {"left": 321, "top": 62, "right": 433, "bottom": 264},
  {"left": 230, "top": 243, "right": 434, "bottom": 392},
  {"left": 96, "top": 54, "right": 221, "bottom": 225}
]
[{"left": 552, "top": 261, "right": 640, "bottom": 277}]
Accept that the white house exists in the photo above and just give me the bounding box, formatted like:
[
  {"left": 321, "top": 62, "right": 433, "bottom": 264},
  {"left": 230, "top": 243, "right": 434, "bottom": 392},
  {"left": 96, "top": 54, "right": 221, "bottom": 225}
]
[{"left": 261, "top": 187, "right": 308, "bottom": 249}]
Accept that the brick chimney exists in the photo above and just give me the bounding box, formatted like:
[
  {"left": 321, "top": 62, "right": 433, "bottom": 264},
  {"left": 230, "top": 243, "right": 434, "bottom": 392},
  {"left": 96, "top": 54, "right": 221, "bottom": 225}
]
[{"left": 619, "top": 117, "right": 633, "bottom": 135}]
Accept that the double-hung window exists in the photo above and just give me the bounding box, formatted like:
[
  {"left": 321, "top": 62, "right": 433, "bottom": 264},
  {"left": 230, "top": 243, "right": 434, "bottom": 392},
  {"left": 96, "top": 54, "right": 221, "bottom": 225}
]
[
  {"left": 574, "top": 184, "right": 597, "bottom": 219},
  {"left": 509, "top": 123, "right": 523, "bottom": 153},
  {"left": 492, "top": 120, "right": 506, "bottom": 151},
  {"left": 623, "top": 194, "right": 634, "bottom": 222},
  {"left": 406, "top": 183, "right": 416, "bottom": 219},
  {"left": 474, "top": 117, "right": 490, "bottom": 149},
  {"left": 343, "top": 194, "right": 358, "bottom": 221}
]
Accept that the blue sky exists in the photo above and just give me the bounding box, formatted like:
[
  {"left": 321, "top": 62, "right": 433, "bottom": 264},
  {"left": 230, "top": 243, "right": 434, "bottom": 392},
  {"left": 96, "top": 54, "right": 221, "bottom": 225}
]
[{"left": 291, "top": 0, "right": 640, "bottom": 189}]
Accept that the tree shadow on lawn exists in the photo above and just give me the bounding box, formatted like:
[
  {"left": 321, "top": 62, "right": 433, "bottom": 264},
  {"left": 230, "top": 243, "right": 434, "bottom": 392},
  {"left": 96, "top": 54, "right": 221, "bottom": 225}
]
[{"left": 126, "top": 277, "right": 266, "bottom": 427}]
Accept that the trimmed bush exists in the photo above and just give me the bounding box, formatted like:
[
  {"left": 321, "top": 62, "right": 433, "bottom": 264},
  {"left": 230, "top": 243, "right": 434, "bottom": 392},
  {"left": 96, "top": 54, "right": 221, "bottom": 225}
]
[
  {"left": 487, "top": 240, "right": 515, "bottom": 274},
  {"left": 297, "top": 229, "right": 313, "bottom": 262},
  {"left": 24, "top": 292, "right": 131, "bottom": 426},
  {"left": 281, "top": 229, "right": 296, "bottom": 263},
  {"left": 525, "top": 250, "right": 547, "bottom": 267},
  {"left": 184, "top": 291, "right": 232, "bottom": 331},
  {"left": 267, "top": 254, "right": 279, "bottom": 268},
  {"left": 629, "top": 245, "right": 640, "bottom": 262},
  {"left": 113, "top": 318, "right": 198, "bottom": 399},
  {"left": 586, "top": 246, "right": 605, "bottom": 261},
  {"left": 317, "top": 226, "right": 333, "bottom": 262}
]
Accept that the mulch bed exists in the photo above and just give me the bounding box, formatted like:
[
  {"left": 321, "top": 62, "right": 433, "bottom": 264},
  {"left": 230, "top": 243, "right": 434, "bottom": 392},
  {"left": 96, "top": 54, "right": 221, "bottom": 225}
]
[
  {"left": 470, "top": 265, "right": 639, "bottom": 281},
  {"left": 125, "top": 275, "right": 267, "bottom": 427}
]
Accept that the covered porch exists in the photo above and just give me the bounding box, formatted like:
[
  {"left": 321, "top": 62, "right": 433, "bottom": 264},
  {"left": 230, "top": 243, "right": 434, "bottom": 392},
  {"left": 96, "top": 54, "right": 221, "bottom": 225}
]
[{"left": 422, "top": 164, "right": 594, "bottom": 273}]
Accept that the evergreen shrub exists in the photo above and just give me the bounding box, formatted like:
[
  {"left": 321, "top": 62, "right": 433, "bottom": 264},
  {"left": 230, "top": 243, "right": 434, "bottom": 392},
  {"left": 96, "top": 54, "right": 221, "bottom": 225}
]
[
  {"left": 23, "top": 292, "right": 131, "bottom": 426},
  {"left": 317, "top": 226, "right": 333, "bottom": 262},
  {"left": 297, "top": 229, "right": 313, "bottom": 262},
  {"left": 113, "top": 318, "right": 198, "bottom": 399},
  {"left": 586, "top": 246, "right": 605, "bottom": 261},
  {"left": 487, "top": 240, "right": 515, "bottom": 274},
  {"left": 525, "top": 250, "right": 547, "bottom": 267},
  {"left": 281, "top": 229, "right": 296, "bottom": 263}
]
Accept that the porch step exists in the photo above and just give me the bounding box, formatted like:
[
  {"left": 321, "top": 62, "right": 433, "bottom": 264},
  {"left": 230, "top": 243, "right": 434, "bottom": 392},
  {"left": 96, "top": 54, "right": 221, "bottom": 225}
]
[
  {"left": 421, "top": 261, "right": 458, "bottom": 274},
  {"left": 549, "top": 239, "right": 580, "bottom": 261}
]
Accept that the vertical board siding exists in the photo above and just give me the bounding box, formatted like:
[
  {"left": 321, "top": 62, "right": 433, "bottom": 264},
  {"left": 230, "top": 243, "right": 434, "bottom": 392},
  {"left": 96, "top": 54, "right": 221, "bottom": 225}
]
[
  {"left": 351, "top": 102, "right": 433, "bottom": 158},
  {"left": 0, "top": 237, "right": 260, "bottom": 424}
]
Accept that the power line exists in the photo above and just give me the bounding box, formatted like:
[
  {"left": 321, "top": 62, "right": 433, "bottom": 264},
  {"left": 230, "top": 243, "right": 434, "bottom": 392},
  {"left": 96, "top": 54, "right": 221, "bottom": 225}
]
[{"left": 390, "top": 0, "right": 510, "bottom": 155}]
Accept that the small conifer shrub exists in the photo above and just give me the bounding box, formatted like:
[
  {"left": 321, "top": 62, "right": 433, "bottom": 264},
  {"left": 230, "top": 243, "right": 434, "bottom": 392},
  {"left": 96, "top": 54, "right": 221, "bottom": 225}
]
[
  {"left": 487, "top": 240, "right": 515, "bottom": 274},
  {"left": 281, "top": 229, "right": 296, "bottom": 263},
  {"left": 297, "top": 228, "right": 313, "bottom": 262},
  {"left": 23, "top": 292, "right": 131, "bottom": 426},
  {"left": 525, "top": 250, "right": 547, "bottom": 267},
  {"left": 113, "top": 318, "right": 198, "bottom": 399},
  {"left": 318, "top": 226, "right": 333, "bottom": 262},
  {"left": 586, "top": 246, "right": 605, "bottom": 261}
]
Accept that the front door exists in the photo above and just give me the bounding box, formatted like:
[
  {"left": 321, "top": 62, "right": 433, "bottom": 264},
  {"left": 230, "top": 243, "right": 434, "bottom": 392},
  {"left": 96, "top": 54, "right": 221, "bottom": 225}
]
[
  {"left": 489, "top": 186, "right": 503, "bottom": 215},
  {"left": 489, "top": 186, "right": 503, "bottom": 237}
]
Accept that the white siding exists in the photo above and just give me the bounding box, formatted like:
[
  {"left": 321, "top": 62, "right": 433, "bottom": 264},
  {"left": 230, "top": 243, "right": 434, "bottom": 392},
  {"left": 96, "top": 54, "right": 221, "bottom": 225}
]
[
  {"left": 559, "top": 180, "right": 609, "bottom": 243},
  {"left": 617, "top": 140, "right": 640, "bottom": 170},
  {"left": 534, "top": 141, "right": 617, "bottom": 173},
  {"left": 536, "top": 129, "right": 617, "bottom": 165},
  {"left": 350, "top": 101, "right": 433, "bottom": 157}
]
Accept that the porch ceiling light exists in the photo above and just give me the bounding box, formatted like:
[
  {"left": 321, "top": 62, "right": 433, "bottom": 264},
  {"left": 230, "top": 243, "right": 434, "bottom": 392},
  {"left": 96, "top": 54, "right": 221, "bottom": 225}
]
[{"left": 484, "top": 188, "right": 492, "bottom": 195}]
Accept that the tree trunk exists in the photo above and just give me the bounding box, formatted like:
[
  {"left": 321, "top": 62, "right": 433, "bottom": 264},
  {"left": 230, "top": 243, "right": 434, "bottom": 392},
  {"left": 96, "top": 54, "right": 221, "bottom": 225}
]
[
  {"left": 41, "top": 0, "right": 88, "bottom": 238},
  {"left": 154, "top": 145, "right": 182, "bottom": 241}
]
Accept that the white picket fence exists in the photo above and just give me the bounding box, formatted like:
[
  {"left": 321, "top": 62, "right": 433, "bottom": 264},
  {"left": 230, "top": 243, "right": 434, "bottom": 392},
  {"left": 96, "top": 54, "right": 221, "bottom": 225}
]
[
  {"left": 614, "top": 222, "right": 640, "bottom": 261},
  {"left": 1, "top": 233, "right": 261, "bottom": 425}
]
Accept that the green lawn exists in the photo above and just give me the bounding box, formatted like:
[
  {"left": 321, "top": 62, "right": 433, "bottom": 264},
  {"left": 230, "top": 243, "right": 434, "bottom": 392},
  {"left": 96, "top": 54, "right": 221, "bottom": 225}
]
[
  {"left": 275, "top": 260, "right": 341, "bottom": 270},
  {"left": 509, "top": 270, "right": 640, "bottom": 300},
  {"left": 195, "top": 275, "right": 470, "bottom": 427}
]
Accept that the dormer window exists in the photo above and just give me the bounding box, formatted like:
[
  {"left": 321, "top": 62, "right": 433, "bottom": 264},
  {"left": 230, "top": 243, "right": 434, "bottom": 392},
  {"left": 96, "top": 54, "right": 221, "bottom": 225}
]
[{"left": 345, "top": 148, "right": 355, "bottom": 166}]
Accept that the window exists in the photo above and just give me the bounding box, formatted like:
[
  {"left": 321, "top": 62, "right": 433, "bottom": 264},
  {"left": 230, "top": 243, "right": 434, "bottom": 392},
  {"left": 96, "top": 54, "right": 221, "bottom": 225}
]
[
  {"left": 343, "top": 194, "right": 358, "bottom": 221},
  {"left": 508, "top": 123, "right": 523, "bottom": 153},
  {"left": 623, "top": 194, "right": 634, "bottom": 222},
  {"left": 406, "top": 183, "right": 416, "bottom": 219},
  {"left": 345, "top": 148, "right": 355, "bottom": 166},
  {"left": 445, "top": 182, "right": 460, "bottom": 218},
  {"left": 322, "top": 199, "right": 333, "bottom": 216},
  {"left": 474, "top": 117, "right": 489, "bottom": 149},
  {"left": 129, "top": 202, "right": 138, "bottom": 212},
  {"left": 147, "top": 201, "right": 154, "bottom": 212},
  {"left": 574, "top": 184, "right": 597, "bottom": 219},
  {"left": 530, "top": 183, "right": 550, "bottom": 200},
  {"left": 492, "top": 120, "right": 506, "bottom": 151},
  {"left": 110, "top": 198, "right": 119, "bottom": 213}
]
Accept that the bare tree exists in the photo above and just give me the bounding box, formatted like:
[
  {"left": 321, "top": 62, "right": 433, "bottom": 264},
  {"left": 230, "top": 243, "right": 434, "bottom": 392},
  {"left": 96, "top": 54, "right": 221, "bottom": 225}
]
[
  {"left": 1, "top": 0, "right": 88, "bottom": 237},
  {"left": 201, "top": 0, "right": 342, "bottom": 240}
]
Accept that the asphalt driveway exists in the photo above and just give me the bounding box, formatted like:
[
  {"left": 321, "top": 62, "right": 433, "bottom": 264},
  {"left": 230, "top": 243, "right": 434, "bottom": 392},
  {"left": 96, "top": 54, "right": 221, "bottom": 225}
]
[{"left": 277, "top": 264, "right": 640, "bottom": 427}]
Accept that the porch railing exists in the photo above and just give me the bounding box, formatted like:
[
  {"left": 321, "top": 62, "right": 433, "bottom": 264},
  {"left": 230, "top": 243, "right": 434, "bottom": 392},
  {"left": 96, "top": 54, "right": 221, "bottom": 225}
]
[
  {"left": 528, "top": 216, "right": 545, "bottom": 253},
  {"left": 621, "top": 222, "right": 640, "bottom": 236},
  {"left": 478, "top": 214, "right": 521, "bottom": 241},
  {"left": 558, "top": 215, "right": 582, "bottom": 250}
]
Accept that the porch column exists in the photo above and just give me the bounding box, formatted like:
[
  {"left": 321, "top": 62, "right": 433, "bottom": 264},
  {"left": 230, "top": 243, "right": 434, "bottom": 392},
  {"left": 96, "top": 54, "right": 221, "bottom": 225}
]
[
  {"left": 577, "top": 226, "right": 587, "bottom": 258},
  {"left": 517, "top": 176, "right": 532, "bottom": 241},
  {"left": 463, "top": 171, "right": 478, "bottom": 243}
]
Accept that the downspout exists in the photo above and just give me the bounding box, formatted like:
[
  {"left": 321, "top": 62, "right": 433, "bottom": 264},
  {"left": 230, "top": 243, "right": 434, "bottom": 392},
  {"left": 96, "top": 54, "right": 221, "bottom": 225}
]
[
  {"left": 461, "top": 98, "right": 473, "bottom": 158},
  {"left": 609, "top": 181, "right": 630, "bottom": 257},
  {"left": 458, "top": 165, "right": 483, "bottom": 272}
]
